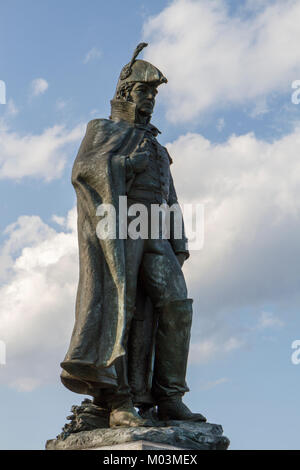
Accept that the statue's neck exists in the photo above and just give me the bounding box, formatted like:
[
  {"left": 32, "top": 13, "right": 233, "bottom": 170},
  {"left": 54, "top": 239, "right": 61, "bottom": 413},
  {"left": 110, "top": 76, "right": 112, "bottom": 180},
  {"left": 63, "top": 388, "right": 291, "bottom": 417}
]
[{"left": 135, "top": 111, "right": 151, "bottom": 125}]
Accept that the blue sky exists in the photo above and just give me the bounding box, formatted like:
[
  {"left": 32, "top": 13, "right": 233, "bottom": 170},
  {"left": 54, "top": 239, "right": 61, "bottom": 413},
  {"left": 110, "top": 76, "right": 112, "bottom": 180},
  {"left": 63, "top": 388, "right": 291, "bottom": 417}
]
[{"left": 1, "top": 0, "right": 300, "bottom": 450}]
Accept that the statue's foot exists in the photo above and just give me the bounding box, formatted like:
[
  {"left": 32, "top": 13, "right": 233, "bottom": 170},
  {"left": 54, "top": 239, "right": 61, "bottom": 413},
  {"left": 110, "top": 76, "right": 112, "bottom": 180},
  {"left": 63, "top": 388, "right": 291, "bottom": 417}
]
[
  {"left": 109, "top": 401, "right": 153, "bottom": 428},
  {"left": 157, "top": 396, "right": 207, "bottom": 422}
]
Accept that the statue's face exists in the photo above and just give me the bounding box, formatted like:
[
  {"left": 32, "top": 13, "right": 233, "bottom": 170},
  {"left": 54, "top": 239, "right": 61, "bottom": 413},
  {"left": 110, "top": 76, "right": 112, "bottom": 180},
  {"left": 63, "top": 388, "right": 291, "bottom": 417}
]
[{"left": 129, "top": 82, "right": 158, "bottom": 117}]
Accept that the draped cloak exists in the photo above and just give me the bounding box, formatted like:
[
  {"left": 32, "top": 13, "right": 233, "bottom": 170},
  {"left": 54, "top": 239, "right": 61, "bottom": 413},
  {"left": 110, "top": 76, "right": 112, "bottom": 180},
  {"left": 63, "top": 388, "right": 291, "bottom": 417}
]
[{"left": 60, "top": 118, "right": 166, "bottom": 405}]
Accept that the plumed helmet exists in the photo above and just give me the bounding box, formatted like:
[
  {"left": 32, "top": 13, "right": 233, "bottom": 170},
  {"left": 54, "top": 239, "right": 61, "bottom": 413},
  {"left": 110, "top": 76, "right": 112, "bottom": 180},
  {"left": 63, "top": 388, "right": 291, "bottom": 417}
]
[{"left": 113, "top": 43, "right": 167, "bottom": 100}]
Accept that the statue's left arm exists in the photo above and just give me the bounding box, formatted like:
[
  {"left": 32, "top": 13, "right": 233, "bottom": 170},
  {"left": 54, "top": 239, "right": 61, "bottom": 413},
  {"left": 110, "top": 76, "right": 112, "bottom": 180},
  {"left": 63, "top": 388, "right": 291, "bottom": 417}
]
[{"left": 168, "top": 170, "right": 190, "bottom": 263}]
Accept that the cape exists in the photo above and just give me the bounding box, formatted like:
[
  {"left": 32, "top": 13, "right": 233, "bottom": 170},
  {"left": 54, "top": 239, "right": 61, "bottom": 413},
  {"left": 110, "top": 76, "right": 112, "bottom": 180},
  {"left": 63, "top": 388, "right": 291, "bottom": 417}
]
[{"left": 60, "top": 118, "right": 158, "bottom": 404}]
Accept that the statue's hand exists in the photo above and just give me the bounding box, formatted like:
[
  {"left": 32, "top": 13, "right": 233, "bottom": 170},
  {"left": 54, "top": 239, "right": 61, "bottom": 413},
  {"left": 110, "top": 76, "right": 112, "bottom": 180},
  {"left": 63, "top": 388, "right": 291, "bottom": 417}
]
[
  {"left": 129, "top": 139, "right": 150, "bottom": 173},
  {"left": 129, "top": 150, "right": 150, "bottom": 173}
]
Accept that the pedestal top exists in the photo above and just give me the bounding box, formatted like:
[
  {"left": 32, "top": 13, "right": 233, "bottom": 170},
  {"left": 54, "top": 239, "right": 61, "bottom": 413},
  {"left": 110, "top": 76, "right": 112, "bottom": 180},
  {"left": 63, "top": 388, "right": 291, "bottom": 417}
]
[{"left": 46, "top": 420, "right": 230, "bottom": 451}]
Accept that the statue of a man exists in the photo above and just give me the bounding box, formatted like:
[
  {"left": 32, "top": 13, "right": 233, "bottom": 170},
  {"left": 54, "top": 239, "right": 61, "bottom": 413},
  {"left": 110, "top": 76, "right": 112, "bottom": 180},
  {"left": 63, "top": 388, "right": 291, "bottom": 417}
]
[{"left": 60, "top": 43, "right": 205, "bottom": 427}]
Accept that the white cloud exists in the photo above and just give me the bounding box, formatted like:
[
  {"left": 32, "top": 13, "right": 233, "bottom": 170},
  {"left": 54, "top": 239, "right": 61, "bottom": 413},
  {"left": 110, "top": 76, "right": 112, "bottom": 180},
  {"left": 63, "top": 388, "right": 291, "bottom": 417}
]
[
  {"left": 143, "top": 0, "right": 300, "bottom": 121},
  {"left": 83, "top": 47, "right": 102, "bottom": 64},
  {"left": 189, "top": 339, "right": 218, "bottom": 363},
  {"left": 52, "top": 214, "right": 66, "bottom": 226},
  {"left": 0, "top": 100, "right": 20, "bottom": 130},
  {"left": 0, "top": 123, "right": 84, "bottom": 180},
  {"left": 0, "top": 208, "right": 78, "bottom": 390},
  {"left": 257, "top": 311, "right": 284, "bottom": 329},
  {"left": 10, "top": 377, "right": 42, "bottom": 392},
  {"left": 197, "top": 377, "right": 229, "bottom": 391},
  {"left": 167, "top": 124, "right": 300, "bottom": 362},
  {"left": 6, "top": 99, "right": 19, "bottom": 117},
  {"left": 31, "top": 78, "right": 49, "bottom": 97},
  {"left": 189, "top": 336, "right": 244, "bottom": 364},
  {"left": 249, "top": 97, "right": 269, "bottom": 118},
  {"left": 171, "top": 126, "right": 300, "bottom": 286}
]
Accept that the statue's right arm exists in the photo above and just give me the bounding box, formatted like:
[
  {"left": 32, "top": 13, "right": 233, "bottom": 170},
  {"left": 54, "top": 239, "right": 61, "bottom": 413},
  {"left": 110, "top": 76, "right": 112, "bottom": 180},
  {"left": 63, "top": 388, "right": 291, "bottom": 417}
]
[{"left": 125, "top": 148, "right": 150, "bottom": 176}]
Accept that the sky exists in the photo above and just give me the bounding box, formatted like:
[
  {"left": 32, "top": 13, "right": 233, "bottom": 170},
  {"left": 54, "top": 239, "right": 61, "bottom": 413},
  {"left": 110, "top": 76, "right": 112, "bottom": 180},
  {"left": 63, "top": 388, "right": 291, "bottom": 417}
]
[{"left": 0, "top": 0, "right": 300, "bottom": 450}]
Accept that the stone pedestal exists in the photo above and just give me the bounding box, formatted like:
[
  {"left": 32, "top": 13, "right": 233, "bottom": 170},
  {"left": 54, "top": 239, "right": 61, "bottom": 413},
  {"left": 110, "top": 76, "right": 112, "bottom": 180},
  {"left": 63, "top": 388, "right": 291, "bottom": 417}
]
[
  {"left": 89, "top": 440, "right": 184, "bottom": 450},
  {"left": 46, "top": 421, "right": 230, "bottom": 450}
]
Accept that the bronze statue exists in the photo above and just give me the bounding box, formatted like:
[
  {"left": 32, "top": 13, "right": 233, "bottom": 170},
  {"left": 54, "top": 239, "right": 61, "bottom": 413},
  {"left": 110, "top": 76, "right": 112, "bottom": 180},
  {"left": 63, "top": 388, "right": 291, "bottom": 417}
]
[{"left": 60, "top": 43, "right": 206, "bottom": 428}]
